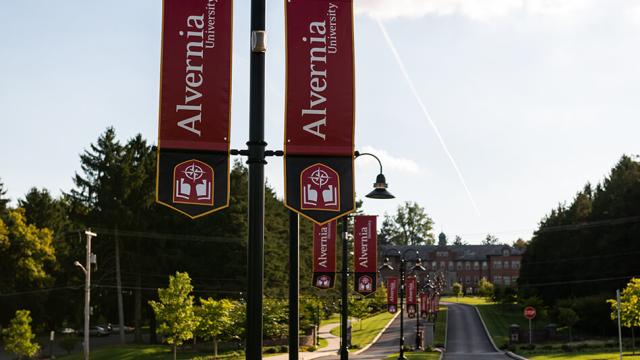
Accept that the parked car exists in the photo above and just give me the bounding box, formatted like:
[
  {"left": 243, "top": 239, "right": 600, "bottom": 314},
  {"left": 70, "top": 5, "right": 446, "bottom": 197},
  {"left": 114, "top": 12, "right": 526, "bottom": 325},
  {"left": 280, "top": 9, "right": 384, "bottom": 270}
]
[
  {"left": 59, "top": 327, "right": 77, "bottom": 335},
  {"left": 111, "top": 324, "right": 135, "bottom": 334},
  {"left": 77, "top": 325, "right": 110, "bottom": 337}
]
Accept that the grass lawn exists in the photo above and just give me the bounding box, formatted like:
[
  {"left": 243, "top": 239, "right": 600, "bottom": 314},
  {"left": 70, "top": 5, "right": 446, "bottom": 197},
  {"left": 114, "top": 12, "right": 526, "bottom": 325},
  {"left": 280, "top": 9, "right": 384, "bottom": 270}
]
[
  {"left": 56, "top": 345, "right": 245, "bottom": 359},
  {"left": 441, "top": 296, "right": 490, "bottom": 306},
  {"left": 330, "top": 311, "right": 395, "bottom": 349},
  {"left": 384, "top": 351, "right": 441, "bottom": 359},
  {"left": 434, "top": 306, "right": 447, "bottom": 347},
  {"left": 320, "top": 313, "right": 341, "bottom": 327},
  {"left": 527, "top": 351, "right": 640, "bottom": 359},
  {"left": 318, "top": 337, "right": 328, "bottom": 349}
]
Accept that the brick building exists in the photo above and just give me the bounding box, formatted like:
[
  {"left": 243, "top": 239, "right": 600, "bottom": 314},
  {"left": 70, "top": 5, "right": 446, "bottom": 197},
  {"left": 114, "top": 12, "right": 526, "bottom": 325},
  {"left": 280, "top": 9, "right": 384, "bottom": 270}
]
[{"left": 379, "top": 243, "right": 524, "bottom": 294}]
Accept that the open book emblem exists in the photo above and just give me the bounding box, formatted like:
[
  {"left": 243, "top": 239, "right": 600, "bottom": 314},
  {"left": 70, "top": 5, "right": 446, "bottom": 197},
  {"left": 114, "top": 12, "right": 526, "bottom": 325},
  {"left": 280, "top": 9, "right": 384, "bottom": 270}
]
[
  {"left": 300, "top": 163, "right": 340, "bottom": 211},
  {"left": 172, "top": 160, "right": 214, "bottom": 206}
]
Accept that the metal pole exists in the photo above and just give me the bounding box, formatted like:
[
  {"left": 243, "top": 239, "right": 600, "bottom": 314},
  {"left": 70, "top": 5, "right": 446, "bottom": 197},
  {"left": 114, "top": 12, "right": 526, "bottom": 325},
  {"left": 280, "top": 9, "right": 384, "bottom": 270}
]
[
  {"left": 289, "top": 211, "right": 299, "bottom": 360},
  {"left": 416, "top": 286, "right": 420, "bottom": 350},
  {"left": 114, "top": 227, "right": 126, "bottom": 344},
  {"left": 529, "top": 318, "right": 532, "bottom": 345},
  {"left": 340, "top": 216, "right": 349, "bottom": 360},
  {"left": 83, "top": 230, "right": 96, "bottom": 360},
  {"left": 247, "top": 0, "right": 266, "bottom": 358},
  {"left": 617, "top": 289, "right": 623, "bottom": 359},
  {"left": 399, "top": 261, "right": 406, "bottom": 360}
]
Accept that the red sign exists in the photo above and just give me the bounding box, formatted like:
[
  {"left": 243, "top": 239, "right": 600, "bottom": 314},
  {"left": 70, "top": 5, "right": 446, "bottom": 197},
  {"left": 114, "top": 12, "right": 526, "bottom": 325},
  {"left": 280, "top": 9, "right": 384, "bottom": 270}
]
[
  {"left": 156, "top": 0, "right": 233, "bottom": 218},
  {"left": 387, "top": 277, "right": 398, "bottom": 313},
  {"left": 312, "top": 221, "right": 336, "bottom": 289},
  {"left": 354, "top": 216, "right": 377, "bottom": 295},
  {"left": 406, "top": 276, "right": 417, "bottom": 306},
  {"left": 524, "top": 306, "right": 536, "bottom": 320},
  {"left": 284, "top": 0, "right": 356, "bottom": 225},
  {"left": 420, "top": 293, "right": 428, "bottom": 318},
  {"left": 406, "top": 277, "right": 417, "bottom": 318}
]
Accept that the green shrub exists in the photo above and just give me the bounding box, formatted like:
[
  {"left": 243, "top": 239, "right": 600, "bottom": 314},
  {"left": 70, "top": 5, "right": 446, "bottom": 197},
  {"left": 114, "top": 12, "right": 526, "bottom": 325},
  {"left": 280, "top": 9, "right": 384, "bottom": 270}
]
[{"left": 58, "top": 335, "right": 79, "bottom": 355}]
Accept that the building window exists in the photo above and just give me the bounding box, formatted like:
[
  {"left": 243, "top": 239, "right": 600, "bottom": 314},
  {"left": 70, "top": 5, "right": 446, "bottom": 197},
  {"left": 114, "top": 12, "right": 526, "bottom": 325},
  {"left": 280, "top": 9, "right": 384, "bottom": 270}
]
[
  {"left": 440, "top": 261, "right": 446, "bottom": 270},
  {"left": 493, "top": 261, "right": 502, "bottom": 270},
  {"left": 473, "top": 276, "right": 479, "bottom": 284},
  {"left": 457, "top": 262, "right": 463, "bottom": 271},
  {"left": 448, "top": 261, "right": 454, "bottom": 271},
  {"left": 512, "top": 260, "right": 520, "bottom": 269},
  {"left": 504, "top": 277, "right": 511, "bottom": 286},
  {"left": 503, "top": 249, "right": 510, "bottom": 256},
  {"left": 465, "top": 276, "right": 471, "bottom": 284},
  {"left": 474, "top": 261, "right": 480, "bottom": 270},
  {"left": 493, "top": 276, "right": 502, "bottom": 285},
  {"left": 437, "top": 251, "right": 449, "bottom": 257},
  {"left": 503, "top": 261, "right": 510, "bottom": 269},
  {"left": 512, "top": 276, "right": 519, "bottom": 284},
  {"left": 464, "top": 262, "right": 470, "bottom": 270},
  {"left": 482, "top": 261, "right": 488, "bottom": 270},
  {"left": 432, "top": 261, "right": 437, "bottom": 270}
]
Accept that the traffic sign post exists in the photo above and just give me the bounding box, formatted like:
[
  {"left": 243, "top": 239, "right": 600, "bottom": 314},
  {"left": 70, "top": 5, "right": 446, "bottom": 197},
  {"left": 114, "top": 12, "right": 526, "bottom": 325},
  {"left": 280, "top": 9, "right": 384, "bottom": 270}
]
[{"left": 524, "top": 306, "right": 536, "bottom": 345}]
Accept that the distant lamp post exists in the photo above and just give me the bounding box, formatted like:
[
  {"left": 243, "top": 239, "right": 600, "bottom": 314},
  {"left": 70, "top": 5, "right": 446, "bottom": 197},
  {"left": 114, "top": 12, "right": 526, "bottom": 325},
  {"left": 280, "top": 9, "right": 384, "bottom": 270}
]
[{"left": 380, "top": 249, "right": 426, "bottom": 360}]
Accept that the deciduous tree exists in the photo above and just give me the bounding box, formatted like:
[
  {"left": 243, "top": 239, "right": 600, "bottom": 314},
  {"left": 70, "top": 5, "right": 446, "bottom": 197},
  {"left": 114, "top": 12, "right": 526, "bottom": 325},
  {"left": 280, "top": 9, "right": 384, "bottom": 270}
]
[
  {"left": 2, "top": 309, "right": 40, "bottom": 359},
  {"left": 149, "top": 272, "right": 199, "bottom": 360}
]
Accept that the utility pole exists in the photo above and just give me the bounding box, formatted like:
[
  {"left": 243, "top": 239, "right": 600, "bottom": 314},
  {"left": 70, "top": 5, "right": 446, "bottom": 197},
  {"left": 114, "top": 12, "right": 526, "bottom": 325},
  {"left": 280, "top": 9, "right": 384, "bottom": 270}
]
[
  {"left": 288, "top": 212, "right": 299, "bottom": 359},
  {"left": 115, "top": 227, "right": 126, "bottom": 344},
  {"left": 75, "top": 230, "right": 97, "bottom": 360},
  {"left": 617, "top": 289, "right": 623, "bottom": 360}
]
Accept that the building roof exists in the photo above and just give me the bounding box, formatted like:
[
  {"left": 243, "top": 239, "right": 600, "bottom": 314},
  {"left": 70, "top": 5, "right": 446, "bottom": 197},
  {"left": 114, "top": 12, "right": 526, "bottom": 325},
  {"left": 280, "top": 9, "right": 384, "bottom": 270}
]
[{"left": 379, "top": 244, "right": 524, "bottom": 261}]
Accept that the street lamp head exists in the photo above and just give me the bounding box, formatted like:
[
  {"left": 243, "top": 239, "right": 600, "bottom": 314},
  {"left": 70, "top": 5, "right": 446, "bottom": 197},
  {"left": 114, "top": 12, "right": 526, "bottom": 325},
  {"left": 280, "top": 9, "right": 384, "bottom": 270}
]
[
  {"left": 412, "top": 258, "right": 427, "bottom": 272},
  {"left": 379, "top": 257, "right": 394, "bottom": 271},
  {"left": 73, "top": 261, "right": 81, "bottom": 267},
  {"left": 365, "top": 173, "right": 395, "bottom": 199}
]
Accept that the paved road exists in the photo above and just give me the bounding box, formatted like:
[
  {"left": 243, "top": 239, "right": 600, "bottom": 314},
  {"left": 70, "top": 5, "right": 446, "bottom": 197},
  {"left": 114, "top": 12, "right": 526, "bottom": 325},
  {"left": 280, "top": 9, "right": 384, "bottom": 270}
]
[{"left": 444, "top": 303, "right": 511, "bottom": 360}]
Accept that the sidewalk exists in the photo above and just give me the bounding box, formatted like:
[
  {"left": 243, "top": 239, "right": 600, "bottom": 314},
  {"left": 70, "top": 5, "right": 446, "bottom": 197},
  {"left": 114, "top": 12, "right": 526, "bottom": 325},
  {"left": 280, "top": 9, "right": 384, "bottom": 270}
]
[{"left": 269, "top": 323, "right": 340, "bottom": 360}]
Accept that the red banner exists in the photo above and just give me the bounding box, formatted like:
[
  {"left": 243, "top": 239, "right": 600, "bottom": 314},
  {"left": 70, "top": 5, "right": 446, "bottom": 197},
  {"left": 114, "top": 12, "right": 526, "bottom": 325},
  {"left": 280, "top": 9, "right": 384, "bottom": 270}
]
[
  {"left": 406, "top": 276, "right": 417, "bottom": 318},
  {"left": 420, "top": 293, "right": 428, "bottom": 318},
  {"left": 156, "top": 0, "right": 233, "bottom": 218},
  {"left": 312, "top": 220, "right": 336, "bottom": 289},
  {"left": 284, "top": 0, "right": 356, "bottom": 225},
  {"left": 354, "top": 216, "right": 377, "bottom": 295},
  {"left": 386, "top": 277, "right": 398, "bottom": 313}
]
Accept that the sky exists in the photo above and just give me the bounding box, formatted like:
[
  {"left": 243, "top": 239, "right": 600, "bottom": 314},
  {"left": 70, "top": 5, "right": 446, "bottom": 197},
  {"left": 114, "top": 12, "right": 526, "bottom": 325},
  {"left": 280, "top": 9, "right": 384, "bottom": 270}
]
[{"left": 1, "top": 0, "right": 639, "bottom": 244}]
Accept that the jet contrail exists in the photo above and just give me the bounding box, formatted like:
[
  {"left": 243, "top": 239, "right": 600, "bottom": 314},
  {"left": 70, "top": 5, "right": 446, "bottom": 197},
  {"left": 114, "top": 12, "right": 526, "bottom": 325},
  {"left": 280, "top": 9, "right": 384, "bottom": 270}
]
[{"left": 375, "top": 18, "right": 481, "bottom": 217}]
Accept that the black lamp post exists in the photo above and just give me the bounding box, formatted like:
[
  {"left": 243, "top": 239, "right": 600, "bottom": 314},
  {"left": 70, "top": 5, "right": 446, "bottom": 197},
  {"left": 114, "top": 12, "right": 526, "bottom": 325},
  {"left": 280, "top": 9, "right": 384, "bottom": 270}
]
[
  {"left": 380, "top": 249, "right": 426, "bottom": 360},
  {"left": 339, "top": 152, "right": 394, "bottom": 360}
]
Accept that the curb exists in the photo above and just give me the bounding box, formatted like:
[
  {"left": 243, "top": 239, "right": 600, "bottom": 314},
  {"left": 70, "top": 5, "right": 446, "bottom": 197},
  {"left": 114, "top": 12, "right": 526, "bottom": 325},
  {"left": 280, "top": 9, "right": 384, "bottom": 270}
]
[
  {"left": 352, "top": 311, "right": 400, "bottom": 355},
  {"left": 505, "top": 351, "right": 528, "bottom": 360}
]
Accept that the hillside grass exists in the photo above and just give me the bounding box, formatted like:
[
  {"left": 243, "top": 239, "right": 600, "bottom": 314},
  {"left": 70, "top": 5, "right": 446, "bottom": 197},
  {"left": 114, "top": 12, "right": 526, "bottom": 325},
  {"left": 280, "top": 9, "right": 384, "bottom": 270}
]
[
  {"left": 330, "top": 311, "right": 395, "bottom": 350},
  {"left": 56, "top": 345, "right": 245, "bottom": 360}
]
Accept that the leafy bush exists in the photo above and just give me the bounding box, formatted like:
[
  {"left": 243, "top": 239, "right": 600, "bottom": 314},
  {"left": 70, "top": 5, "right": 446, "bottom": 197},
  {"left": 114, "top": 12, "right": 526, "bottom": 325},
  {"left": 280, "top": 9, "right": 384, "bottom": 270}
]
[{"left": 58, "top": 335, "right": 79, "bottom": 355}]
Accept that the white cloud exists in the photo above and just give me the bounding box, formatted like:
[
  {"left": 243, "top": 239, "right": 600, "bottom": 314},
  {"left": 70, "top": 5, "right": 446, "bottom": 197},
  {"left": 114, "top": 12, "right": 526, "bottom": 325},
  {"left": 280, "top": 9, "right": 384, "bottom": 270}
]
[
  {"left": 357, "top": 145, "right": 422, "bottom": 174},
  {"left": 355, "top": 0, "right": 597, "bottom": 21}
]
